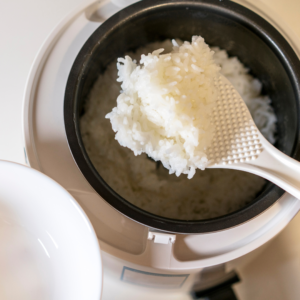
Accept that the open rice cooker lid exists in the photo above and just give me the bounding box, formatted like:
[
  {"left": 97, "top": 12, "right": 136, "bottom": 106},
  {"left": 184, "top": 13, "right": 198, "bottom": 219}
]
[
  {"left": 23, "top": 0, "right": 300, "bottom": 263},
  {"left": 64, "top": 0, "right": 300, "bottom": 233}
]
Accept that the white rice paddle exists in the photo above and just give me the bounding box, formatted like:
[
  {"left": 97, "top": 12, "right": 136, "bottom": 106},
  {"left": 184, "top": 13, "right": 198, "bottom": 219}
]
[{"left": 208, "top": 74, "right": 300, "bottom": 199}]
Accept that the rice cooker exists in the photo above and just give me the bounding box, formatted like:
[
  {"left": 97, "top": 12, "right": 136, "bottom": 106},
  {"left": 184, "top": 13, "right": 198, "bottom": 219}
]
[{"left": 23, "top": 0, "right": 300, "bottom": 299}]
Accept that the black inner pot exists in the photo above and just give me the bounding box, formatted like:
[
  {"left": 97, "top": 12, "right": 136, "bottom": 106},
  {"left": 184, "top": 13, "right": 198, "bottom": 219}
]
[{"left": 64, "top": 0, "right": 300, "bottom": 233}]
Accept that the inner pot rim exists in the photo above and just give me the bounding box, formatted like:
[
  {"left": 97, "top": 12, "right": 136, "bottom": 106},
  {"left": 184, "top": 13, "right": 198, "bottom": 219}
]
[{"left": 64, "top": 0, "right": 300, "bottom": 234}]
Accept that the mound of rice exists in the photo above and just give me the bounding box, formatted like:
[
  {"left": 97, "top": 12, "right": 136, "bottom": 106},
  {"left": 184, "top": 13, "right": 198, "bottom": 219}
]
[
  {"left": 80, "top": 40, "right": 277, "bottom": 220},
  {"left": 106, "top": 36, "right": 220, "bottom": 179}
]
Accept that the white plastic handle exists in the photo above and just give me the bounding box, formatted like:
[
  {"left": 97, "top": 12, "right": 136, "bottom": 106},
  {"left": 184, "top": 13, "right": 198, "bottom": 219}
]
[{"left": 223, "top": 131, "right": 300, "bottom": 200}]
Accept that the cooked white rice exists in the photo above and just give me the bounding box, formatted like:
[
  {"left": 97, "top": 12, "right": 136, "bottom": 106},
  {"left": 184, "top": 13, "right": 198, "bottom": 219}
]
[
  {"left": 80, "top": 40, "right": 277, "bottom": 220},
  {"left": 106, "top": 36, "right": 220, "bottom": 179}
]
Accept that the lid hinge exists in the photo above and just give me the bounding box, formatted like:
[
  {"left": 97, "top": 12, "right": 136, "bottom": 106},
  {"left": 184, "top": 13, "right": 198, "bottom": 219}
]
[{"left": 148, "top": 231, "right": 176, "bottom": 244}]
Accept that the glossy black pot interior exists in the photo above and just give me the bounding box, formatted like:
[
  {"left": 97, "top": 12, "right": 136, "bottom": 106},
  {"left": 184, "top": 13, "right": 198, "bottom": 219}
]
[{"left": 64, "top": 0, "right": 300, "bottom": 233}]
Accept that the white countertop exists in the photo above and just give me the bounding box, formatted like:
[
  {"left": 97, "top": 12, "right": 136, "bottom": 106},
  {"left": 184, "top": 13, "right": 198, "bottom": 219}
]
[{"left": 0, "top": 0, "right": 300, "bottom": 299}]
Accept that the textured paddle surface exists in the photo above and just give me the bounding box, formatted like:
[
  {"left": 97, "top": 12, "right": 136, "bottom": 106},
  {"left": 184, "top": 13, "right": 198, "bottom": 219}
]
[{"left": 207, "top": 75, "right": 264, "bottom": 166}]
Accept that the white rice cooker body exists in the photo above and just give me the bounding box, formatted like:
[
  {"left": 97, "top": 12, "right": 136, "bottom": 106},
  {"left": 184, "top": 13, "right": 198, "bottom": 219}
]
[{"left": 22, "top": 0, "right": 300, "bottom": 297}]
